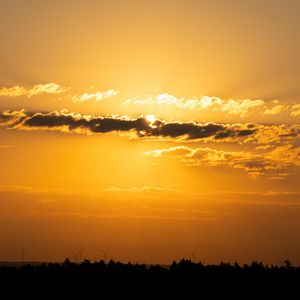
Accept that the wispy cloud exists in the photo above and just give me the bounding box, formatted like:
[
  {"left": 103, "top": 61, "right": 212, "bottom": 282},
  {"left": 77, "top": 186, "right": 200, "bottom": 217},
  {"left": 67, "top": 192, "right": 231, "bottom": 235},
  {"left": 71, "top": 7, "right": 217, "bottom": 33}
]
[
  {"left": 291, "top": 104, "right": 300, "bottom": 117},
  {"left": 0, "top": 83, "right": 68, "bottom": 98},
  {"left": 0, "top": 145, "right": 12, "bottom": 149},
  {"left": 143, "top": 145, "right": 300, "bottom": 178},
  {"left": 124, "top": 94, "right": 265, "bottom": 117},
  {"left": 124, "top": 93, "right": 300, "bottom": 118},
  {"left": 0, "top": 86, "right": 28, "bottom": 97},
  {"left": 264, "top": 105, "right": 284, "bottom": 115},
  {"left": 72, "top": 89, "right": 118, "bottom": 103},
  {"left": 221, "top": 99, "right": 264, "bottom": 116},
  {"left": 27, "top": 83, "right": 68, "bottom": 97},
  {"left": 101, "top": 186, "right": 173, "bottom": 193}
]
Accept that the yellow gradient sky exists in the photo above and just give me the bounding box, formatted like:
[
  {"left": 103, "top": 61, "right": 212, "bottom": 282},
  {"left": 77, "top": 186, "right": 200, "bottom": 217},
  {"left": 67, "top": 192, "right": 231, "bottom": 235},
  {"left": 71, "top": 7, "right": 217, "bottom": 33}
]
[{"left": 0, "top": 0, "right": 300, "bottom": 264}]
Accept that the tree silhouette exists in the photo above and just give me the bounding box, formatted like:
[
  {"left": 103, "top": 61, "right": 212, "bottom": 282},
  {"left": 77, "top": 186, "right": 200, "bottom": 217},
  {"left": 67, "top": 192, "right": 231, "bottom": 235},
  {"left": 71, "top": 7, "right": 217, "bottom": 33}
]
[{"left": 1, "top": 258, "right": 300, "bottom": 299}]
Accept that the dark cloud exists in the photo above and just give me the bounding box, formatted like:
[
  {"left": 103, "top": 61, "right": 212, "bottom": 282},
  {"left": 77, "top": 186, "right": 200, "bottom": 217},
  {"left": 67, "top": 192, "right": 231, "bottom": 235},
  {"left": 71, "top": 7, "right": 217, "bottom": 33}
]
[
  {"left": 1, "top": 110, "right": 298, "bottom": 144},
  {"left": 237, "top": 129, "right": 257, "bottom": 137},
  {"left": 89, "top": 117, "right": 148, "bottom": 133},
  {"left": 24, "top": 113, "right": 85, "bottom": 128},
  {"left": 0, "top": 114, "right": 10, "bottom": 123},
  {"left": 23, "top": 112, "right": 150, "bottom": 133},
  {"left": 150, "top": 122, "right": 226, "bottom": 139}
]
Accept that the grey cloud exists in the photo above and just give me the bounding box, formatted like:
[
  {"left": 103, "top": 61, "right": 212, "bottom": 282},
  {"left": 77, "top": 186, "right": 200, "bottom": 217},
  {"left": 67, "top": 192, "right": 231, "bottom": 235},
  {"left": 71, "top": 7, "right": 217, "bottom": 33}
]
[
  {"left": 0, "top": 110, "right": 256, "bottom": 141},
  {"left": 0, "top": 110, "right": 299, "bottom": 145}
]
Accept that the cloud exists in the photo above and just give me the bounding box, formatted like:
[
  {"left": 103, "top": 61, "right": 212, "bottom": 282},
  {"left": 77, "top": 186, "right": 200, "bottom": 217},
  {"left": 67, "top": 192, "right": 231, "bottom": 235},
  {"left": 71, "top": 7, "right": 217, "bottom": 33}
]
[
  {"left": 101, "top": 186, "right": 172, "bottom": 193},
  {"left": 264, "top": 105, "right": 284, "bottom": 115},
  {"left": 0, "top": 83, "right": 119, "bottom": 104},
  {"left": 0, "top": 109, "right": 259, "bottom": 141},
  {"left": 0, "top": 86, "right": 28, "bottom": 97},
  {"left": 1, "top": 110, "right": 299, "bottom": 146},
  {"left": 72, "top": 89, "right": 118, "bottom": 103},
  {"left": 143, "top": 145, "right": 300, "bottom": 178},
  {"left": 27, "top": 83, "right": 67, "bottom": 97},
  {"left": 0, "top": 83, "right": 67, "bottom": 98},
  {"left": 0, "top": 109, "right": 27, "bottom": 127},
  {"left": 124, "top": 94, "right": 300, "bottom": 119},
  {"left": 124, "top": 94, "right": 266, "bottom": 117},
  {"left": 143, "top": 146, "right": 192, "bottom": 157},
  {"left": 220, "top": 99, "right": 264, "bottom": 117},
  {"left": 291, "top": 104, "right": 300, "bottom": 117}
]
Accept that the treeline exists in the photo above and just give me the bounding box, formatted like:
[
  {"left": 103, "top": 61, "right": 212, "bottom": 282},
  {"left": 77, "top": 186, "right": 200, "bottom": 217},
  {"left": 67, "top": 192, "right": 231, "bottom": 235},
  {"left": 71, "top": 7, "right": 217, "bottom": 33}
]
[{"left": 1, "top": 259, "right": 300, "bottom": 299}]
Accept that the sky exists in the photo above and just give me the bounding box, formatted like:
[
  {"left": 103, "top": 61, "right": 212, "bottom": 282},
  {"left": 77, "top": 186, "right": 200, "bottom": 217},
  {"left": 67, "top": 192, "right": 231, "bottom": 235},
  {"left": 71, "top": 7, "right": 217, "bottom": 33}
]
[{"left": 0, "top": 0, "right": 300, "bottom": 264}]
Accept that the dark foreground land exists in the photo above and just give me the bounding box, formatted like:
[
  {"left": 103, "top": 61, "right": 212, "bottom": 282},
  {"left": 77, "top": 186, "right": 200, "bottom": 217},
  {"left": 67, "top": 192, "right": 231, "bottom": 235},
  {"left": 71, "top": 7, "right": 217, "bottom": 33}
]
[{"left": 1, "top": 259, "right": 300, "bottom": 299}]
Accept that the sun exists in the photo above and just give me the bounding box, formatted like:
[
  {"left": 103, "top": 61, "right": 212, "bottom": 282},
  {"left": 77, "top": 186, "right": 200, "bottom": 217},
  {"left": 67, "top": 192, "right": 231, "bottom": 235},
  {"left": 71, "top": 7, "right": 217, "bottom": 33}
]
[{"left": 145, "top": 115, "right": 156, "bottom": 123}]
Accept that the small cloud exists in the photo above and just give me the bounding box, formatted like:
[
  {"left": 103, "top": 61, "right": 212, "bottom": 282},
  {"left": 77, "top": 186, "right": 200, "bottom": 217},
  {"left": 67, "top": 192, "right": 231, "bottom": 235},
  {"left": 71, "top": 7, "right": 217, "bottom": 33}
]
[
  {"left": 291, "top": 104, "right": 300, "bottom": 117},
  {"left": 101, "top": 186, "right": 172, "bottom": 193},
  {"left": 0, "top": 145, "right": 12, "bottom": 149},
  {"left": 143, "top": 146, "right": 192, "bottom": 157},
  {"left": 72, "top": 89, "right": 118, "bottom": 103},
  {"left": 27, "top": 83, "right": 67, "bottom": 97},
  {"left": 264, "top": 105, "right": 284, "bottom": 115},
  {"left": 0, "top": 86, "right": 28, "bottom": 97},
  {"left": 0, "top": 83, "right": 67, "bottom": 98},
  {"left": 221, "top": 99, "right": 264, "bottom": 117}
]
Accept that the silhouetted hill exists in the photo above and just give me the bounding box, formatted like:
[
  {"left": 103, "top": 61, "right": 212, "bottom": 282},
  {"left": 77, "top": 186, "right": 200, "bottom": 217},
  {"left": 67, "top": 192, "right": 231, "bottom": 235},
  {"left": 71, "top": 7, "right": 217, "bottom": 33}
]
[{"left": 1, "top": 259, "right": 300, "bottom": 299}]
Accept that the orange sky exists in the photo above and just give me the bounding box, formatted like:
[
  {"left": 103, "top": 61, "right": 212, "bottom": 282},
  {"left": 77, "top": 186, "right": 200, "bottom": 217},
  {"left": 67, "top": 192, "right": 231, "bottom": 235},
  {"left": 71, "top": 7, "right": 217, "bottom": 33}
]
[{"left": 0, "top": 0, "right": 300, "bottom": 264}]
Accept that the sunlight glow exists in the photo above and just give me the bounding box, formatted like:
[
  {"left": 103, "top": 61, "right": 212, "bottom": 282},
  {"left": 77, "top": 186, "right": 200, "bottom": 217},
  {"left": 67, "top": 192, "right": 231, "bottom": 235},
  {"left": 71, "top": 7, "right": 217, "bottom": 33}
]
[{"left": 145, "top": 114, "right": 156, "bottom": 123}]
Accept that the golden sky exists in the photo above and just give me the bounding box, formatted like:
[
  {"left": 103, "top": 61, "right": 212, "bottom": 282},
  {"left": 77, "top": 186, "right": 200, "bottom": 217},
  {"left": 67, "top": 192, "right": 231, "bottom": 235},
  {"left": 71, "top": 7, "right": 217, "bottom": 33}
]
[{"left": 0, "top": 0, "right": 300, "bottom": 264}]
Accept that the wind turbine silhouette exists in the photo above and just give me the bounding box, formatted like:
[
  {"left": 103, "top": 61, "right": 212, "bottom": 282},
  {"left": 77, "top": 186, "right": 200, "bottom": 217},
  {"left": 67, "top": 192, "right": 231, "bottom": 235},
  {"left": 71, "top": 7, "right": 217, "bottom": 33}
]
[
  {"left": 187, "top": 250, "right": 197, "bottom": 262},
  {"left": 78, "top": 249, "right": 83, "bottom": 262},
  {"left": 97, "top": 249, "right": 110, "bottom": 263},
  {"left": 73, "top": 249, "right": 84, "bottom": 263},
  {"left": 20, "top": 247, "right": 28, "bottom": 262}
]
